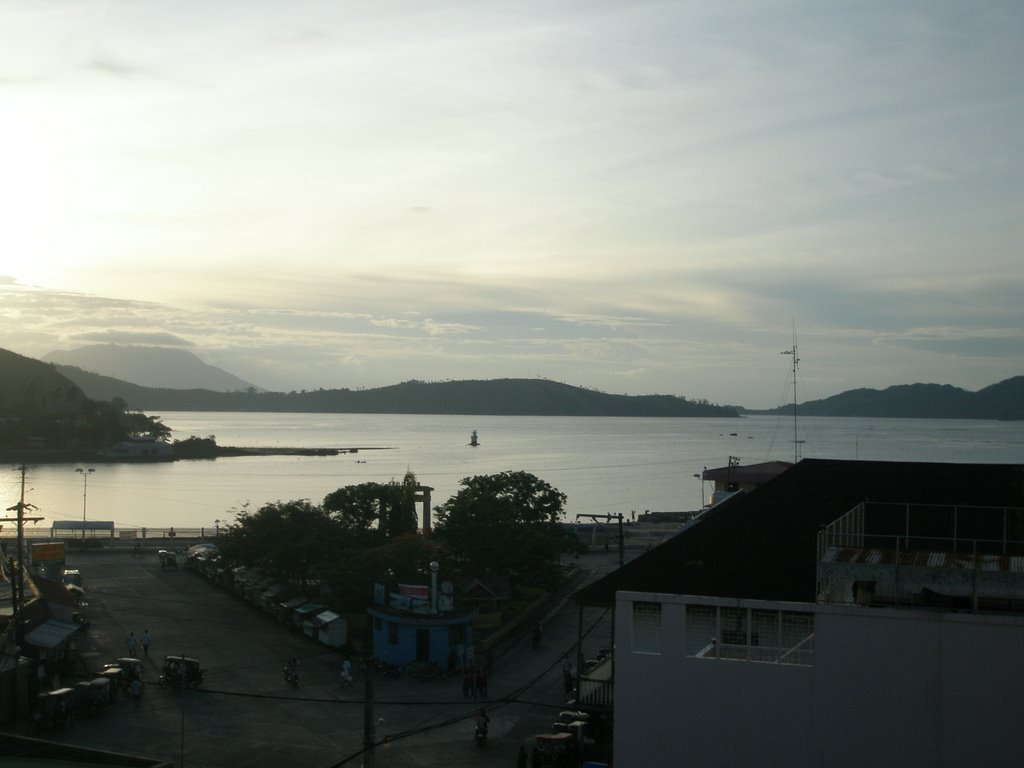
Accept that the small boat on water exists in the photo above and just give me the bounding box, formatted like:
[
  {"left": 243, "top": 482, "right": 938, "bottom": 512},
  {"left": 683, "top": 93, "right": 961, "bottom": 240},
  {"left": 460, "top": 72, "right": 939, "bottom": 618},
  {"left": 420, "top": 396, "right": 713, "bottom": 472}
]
[{"left": 469, "top": 430, "right": 479, "bottom": 447}]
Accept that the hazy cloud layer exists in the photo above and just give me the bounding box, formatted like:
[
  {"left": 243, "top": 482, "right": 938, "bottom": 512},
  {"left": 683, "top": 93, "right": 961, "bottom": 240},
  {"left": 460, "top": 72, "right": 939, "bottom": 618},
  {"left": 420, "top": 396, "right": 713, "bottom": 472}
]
[{"left": 1, "top": 2, "right": 1022, "bottom": 407}]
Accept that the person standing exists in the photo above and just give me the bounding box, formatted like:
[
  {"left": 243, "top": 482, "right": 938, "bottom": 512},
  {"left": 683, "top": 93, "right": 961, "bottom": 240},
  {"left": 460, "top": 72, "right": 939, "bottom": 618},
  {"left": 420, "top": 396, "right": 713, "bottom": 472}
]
[
  {"left": 130, "top": 677, "right": 143, "bottom": 710},
  {"left": 517, "top": 746, "right": 529, "bottom": 768},
  {"left": 142, "top": 629, "right": 152, "bottom": 657},
  {"left": 340, "top": 658, "right": 353, "bottom": 687},
  {"left": 127, "top": 631, "right": 138, "bottom": 657}
]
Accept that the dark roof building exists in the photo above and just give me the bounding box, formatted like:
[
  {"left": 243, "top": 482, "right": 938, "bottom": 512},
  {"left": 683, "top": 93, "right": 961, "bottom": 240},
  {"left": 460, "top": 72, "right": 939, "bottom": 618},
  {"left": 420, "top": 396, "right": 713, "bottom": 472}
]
[
  {"left": 574, "top": 459, "right": 1024, "bottom": 768},
  {"left": 576, "top": 458, "right": 1024, "bottom": 606}
]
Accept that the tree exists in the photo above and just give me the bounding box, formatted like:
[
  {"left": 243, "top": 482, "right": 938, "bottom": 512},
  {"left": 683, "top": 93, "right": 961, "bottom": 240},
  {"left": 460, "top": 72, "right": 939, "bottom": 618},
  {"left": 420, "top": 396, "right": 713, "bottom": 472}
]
[
  {"left": 317, "top": 532, "right": 447, "bottom": 614},
  {"left": 322, "top": 471, "right": 419, "bottom": 541},
  {"left": 433, "top": 471, "right": 580, "bottom": 588},
  {"left": 217, "top": 500, "right": 343, "bottom": 587}
]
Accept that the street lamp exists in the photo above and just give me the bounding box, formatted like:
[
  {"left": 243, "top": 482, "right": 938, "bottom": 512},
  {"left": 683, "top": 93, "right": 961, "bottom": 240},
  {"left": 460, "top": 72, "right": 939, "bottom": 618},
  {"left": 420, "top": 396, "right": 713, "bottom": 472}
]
[
  {"left": 76, "top": 467, "right": 95, "bottom": 538},
  {"left": 214, "top": 519, "right": 221, "bottom": 536}
]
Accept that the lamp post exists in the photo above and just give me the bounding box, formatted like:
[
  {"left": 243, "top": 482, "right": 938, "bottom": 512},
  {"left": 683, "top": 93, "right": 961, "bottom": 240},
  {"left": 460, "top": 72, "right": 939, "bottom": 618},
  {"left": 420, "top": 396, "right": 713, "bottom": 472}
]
[
  {"left": 76, "top": 467, "right": 95, "bottom": 538},
  {"left": 214, "top": 519, "right": 221, "bottom": 537}
]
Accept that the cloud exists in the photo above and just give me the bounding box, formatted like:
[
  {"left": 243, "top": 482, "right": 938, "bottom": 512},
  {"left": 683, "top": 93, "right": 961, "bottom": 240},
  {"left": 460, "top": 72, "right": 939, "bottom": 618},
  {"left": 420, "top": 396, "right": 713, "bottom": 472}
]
[
  {"left": 67, "top": 330, "right": 195, "bottom": 347},
  {"left": 87, "top": 54, "right": 151, "bottom": 79}
]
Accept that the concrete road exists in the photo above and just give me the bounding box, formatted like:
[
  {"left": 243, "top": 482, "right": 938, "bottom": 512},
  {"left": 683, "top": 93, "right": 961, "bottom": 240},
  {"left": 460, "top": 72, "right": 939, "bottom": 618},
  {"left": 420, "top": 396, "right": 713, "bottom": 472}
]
[{"left": 13, "top": 528, "right": 676, "bottom": 768}]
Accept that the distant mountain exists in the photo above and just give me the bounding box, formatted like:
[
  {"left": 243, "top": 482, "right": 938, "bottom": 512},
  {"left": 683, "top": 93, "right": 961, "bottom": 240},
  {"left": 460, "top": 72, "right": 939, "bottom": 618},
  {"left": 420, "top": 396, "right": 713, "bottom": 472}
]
[
  {"left": 51, "top": 369, "right": 738, "bottom": 417},
  {"left": 0, "top": 348, "right": 172, "bottom": 455},
  {"left": 43, "top": 344, "right": 256, "bottom": 392},
  {"left": 750, "top": 377, "right": 1024, "bottom": 420},
  {"left": 0, "top": 348, "right": 84, "bottom": 414}
]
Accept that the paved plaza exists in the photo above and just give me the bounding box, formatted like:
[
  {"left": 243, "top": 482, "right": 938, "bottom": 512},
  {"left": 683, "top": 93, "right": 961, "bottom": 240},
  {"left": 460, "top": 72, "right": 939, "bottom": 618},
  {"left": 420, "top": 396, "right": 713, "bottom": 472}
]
[{"left": 4, "top": 524, "right": 679, "bottom": 767}]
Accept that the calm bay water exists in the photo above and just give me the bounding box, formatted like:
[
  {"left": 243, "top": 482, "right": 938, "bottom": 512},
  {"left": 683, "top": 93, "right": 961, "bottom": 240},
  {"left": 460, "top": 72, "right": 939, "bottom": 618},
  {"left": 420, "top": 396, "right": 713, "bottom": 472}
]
[{"left": 5, "top": 412, "right": 1024, "bottom": 532}]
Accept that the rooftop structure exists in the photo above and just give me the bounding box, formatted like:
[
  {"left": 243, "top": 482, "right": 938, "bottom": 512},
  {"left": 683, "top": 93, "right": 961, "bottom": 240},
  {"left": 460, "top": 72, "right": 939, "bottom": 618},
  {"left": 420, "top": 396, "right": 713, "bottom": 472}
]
[{"left": 573, "top": 459, "right": 1024, "bottom": 768}]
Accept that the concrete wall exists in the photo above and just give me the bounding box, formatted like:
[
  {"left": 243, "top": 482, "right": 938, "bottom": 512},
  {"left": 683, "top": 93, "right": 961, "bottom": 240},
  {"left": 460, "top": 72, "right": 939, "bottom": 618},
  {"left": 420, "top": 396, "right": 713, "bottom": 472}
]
[{"left": 614, "top": 592, "right": 1024, "bottom": 768}]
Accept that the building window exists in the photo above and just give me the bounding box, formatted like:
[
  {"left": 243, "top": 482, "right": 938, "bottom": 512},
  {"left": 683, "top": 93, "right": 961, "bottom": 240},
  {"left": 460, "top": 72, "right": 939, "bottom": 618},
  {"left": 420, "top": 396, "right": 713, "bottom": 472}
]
[
  {"left": 750, "top": 609, "right": 780, "bottom": 662},
  {"left": 779, "top": 611, "right": 814, "bottom": 666},
  {"left": 632, "top": 601, "right": 662, "bottom": 654},
  {"left": 685, "top": 604, "right": 815, "bottom": 666},
  {"left": 721, "top": 607, "right": 747, "bottom": 646},
  {"left": 685, "top": 605, "right": 717, "bottom": 657}
]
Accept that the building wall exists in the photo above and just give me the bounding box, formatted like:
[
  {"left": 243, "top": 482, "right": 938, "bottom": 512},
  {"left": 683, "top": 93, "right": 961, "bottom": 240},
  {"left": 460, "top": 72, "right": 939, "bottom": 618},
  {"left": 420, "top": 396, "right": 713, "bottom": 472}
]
[
  {"left": 368, "top": 610, "right": 474, "bottom": 668},
  {"left": 615, "top": 591, "right": 1024, "bottom": 768}
]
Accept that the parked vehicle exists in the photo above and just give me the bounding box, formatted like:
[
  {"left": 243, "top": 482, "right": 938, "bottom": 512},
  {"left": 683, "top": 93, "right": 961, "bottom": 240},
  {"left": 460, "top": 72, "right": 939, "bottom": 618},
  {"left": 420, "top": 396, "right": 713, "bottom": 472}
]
[
  {"left": 33, "top": 687, "right": 75, "bottom": 729},
  {"left": 531, "top": 731, "right": 579, "bottom": 767},
  {"left": 158, "top": 550, "right": 178, "bottom": 569},
  {"left": 159, "top": 655, "right": 204, "bottom": 688},
  {"left": 104, "top": 657, "right": 144, "bottom": 689}
]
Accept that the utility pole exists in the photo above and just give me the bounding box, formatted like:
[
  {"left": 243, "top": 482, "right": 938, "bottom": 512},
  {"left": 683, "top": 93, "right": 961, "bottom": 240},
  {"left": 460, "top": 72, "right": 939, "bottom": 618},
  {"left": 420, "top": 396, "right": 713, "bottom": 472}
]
[
  {"left": 3, "top": 465, "right": 43, "bottom": 632},
  {"left": 781, "top": 326, "right": 803, "bottom": 463},
  {"left": 2, "top": 464, "right": 43, "bottom": 723}
]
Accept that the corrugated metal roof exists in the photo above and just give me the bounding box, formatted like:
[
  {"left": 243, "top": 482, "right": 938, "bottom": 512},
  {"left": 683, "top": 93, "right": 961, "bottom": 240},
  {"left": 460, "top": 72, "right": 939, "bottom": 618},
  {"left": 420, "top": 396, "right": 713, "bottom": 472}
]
[
  {"left": 24, "top": 619, "right": 78, "bottom": 649},
  {"left": 823, "top": 546, "right": 1024, "bottom": 573}
]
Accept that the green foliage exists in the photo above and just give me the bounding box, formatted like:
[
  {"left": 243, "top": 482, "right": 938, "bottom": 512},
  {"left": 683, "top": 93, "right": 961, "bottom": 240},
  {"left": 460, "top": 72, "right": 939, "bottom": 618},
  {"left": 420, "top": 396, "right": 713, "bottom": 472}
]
[
  {"left": 433, "top": 471, "right": 581, "bottom": 588},
  {"left": 0, "top": 348, "right": 171, "bottom": 451},
  {"left": 317, "top": 532, "right": 447, "bottom": 613},
  {"left": 322, "top": 471, "right": 418, "bottom": 541},
  {"left": 172, "top": 435, "right": 219, "bottom": 458},
  {"left": 218, "top": 474, "right": 432, "bottom": 613},
  {"left": 217, "top": 500, "right": 345, "bottom": 587}
]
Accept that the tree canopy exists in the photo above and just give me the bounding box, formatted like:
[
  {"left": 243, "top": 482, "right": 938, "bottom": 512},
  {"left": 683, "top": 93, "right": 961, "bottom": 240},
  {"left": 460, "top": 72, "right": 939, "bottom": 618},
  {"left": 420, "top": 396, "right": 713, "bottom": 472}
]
[
  {"left": 322, "top": 470, "right": 419, "bottom": 541},
  {"left": 217, "top": 500, "right": 343, "bottom": 587},
  {"left": 433, "top": 470, "right": 580, "bottom": 588},
  {"left": 216, "top": 470, "right": 579, "bottom": 611},
  {"left": 218, "top": 472, "right": 426, "bottom": 612}
]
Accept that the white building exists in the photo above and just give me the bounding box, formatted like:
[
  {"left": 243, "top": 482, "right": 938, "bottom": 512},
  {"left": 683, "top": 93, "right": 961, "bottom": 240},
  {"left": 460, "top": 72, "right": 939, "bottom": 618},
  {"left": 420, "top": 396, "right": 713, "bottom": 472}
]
[{"left": 575, "top": 459, "right": 1024, "bottom": 767}]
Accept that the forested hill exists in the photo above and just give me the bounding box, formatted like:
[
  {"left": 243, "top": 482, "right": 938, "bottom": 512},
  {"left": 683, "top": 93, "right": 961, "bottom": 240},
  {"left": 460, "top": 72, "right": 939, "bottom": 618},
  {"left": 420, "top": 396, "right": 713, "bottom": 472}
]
[
  {"left": 750, "top": 377, "right": 1024, "bottom": 420},
  {"left": 53, "top": 366, "right": 738, "bottom": 417}
]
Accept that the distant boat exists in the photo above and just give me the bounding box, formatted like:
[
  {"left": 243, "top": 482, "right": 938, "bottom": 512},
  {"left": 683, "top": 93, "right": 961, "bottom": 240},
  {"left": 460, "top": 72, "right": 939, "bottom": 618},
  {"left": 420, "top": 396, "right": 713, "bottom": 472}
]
[{"left": 469, "top": 430, "right": 479, "bottom": 447}]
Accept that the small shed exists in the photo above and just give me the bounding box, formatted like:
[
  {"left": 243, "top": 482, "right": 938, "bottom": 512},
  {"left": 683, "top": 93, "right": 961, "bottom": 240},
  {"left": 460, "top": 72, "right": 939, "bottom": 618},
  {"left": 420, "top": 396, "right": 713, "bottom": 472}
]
[
  {"left": 291, "top": 602, "right": 327, "bottom": 630},
  {"left": 309, "top": 610, "right": 347, "bottom": 648},
  {"left": 276, "top": 595, "right": 307, "bottom": 623},
  {"left": 50, "top": 520, "right": 115, "bottom": 540}
]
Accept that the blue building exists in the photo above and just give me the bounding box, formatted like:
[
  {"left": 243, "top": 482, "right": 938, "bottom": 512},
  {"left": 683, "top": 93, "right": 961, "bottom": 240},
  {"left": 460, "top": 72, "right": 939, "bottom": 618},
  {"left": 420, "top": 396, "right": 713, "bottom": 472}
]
[{"left": 367, "top": 571, "right": 477, "bottom": 670}]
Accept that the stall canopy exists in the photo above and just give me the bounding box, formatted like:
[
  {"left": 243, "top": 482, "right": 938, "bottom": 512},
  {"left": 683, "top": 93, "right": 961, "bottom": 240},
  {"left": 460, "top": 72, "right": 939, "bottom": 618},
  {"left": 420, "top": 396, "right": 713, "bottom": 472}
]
[{"left": 24, "top": 620, "right": 78, "bottom": 649}]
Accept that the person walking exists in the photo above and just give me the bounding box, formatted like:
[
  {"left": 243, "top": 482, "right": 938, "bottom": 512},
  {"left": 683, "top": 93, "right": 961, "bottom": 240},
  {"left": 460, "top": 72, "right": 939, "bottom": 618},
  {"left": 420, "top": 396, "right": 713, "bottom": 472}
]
[
  {"left": 340, "top": 658, "right": 353, "bottom": 687},
  {"left": 142, "top": 629, "right": 152, "bottom": 657},
  {"left": 517, "top": 745, "right": 529, "bottom": 768},
  {"left": 127, "top": 631, "right": 138, "bottom": 657}
]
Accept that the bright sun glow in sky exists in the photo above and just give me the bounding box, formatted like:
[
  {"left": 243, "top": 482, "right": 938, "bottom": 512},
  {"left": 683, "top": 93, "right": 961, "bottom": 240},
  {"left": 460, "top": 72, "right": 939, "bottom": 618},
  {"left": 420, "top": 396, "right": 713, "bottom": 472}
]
[{"left": 1, "top": 1, "right": 1022, "bottom": 408}]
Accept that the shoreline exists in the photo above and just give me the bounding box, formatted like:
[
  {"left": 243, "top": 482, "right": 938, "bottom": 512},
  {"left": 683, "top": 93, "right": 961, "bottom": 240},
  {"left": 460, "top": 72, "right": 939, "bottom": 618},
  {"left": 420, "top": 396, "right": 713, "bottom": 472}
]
[{"left": 0, "top": 445, "right": 396, "bottom": 464}]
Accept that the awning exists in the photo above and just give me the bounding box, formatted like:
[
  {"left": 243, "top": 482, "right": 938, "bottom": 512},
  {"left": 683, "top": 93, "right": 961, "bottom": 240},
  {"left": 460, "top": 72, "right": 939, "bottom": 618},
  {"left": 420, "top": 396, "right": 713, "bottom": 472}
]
[
  {"left": 24, "top": 620, "right": 78, "bottom": 649},
  {"left": 314, "top": 610, "right": 341, "bottom": 625}
]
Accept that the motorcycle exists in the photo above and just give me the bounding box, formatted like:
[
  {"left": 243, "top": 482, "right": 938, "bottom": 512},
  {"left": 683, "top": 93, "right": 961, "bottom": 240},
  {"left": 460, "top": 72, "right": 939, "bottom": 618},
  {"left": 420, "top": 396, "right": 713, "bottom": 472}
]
[
  {"left": 284, "top": 662, "right": 299, "bottom": 687},
  {"left": 474, "top": 714, "right": 489, "bottom": 746}
]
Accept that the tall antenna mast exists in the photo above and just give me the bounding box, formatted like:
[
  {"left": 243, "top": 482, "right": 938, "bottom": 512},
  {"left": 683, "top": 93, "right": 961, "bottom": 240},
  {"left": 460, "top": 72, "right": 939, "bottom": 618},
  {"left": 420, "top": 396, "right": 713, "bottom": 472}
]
[{"left": 781, "top": 325, "right": 801, "bottom": 462}]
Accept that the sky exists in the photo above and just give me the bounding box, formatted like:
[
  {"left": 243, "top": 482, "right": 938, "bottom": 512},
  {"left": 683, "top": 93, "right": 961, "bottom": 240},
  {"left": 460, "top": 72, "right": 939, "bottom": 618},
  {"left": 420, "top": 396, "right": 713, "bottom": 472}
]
[{"left": 1, "top": 1, "right": 1022, "bottom": 409}]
